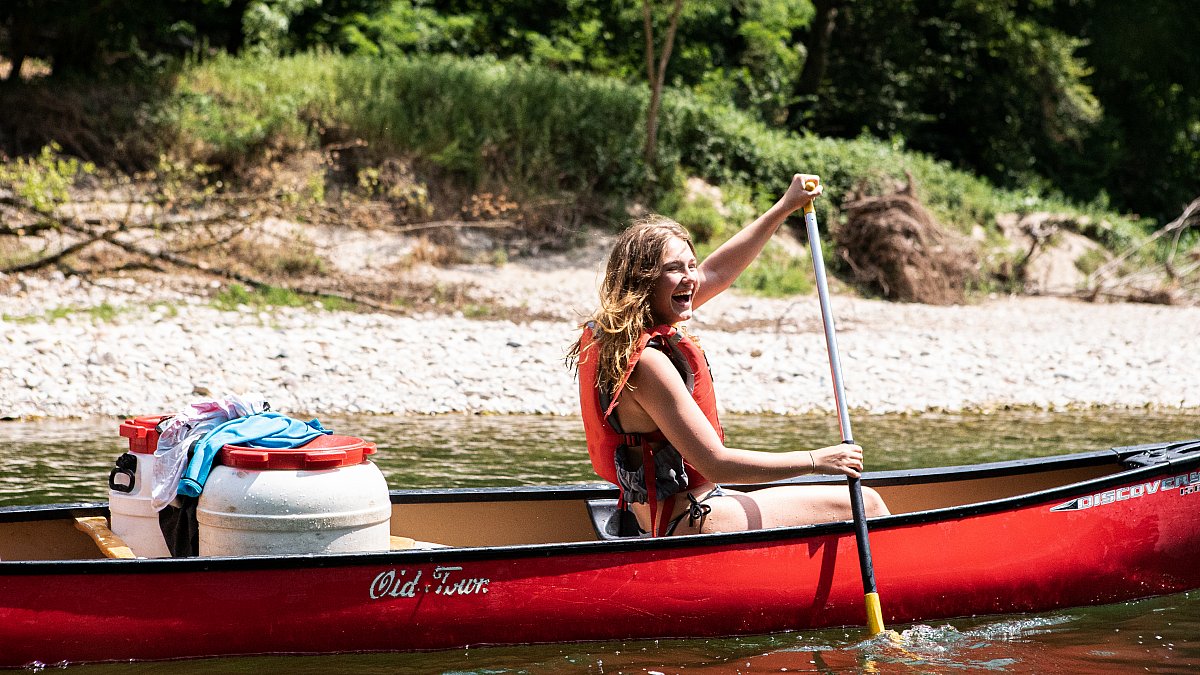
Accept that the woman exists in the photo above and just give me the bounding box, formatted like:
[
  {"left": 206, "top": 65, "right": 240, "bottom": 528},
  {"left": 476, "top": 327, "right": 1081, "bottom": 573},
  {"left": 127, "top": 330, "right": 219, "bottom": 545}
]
[{"left": 569, "top": 173, "right": 889, "bottom": 537}]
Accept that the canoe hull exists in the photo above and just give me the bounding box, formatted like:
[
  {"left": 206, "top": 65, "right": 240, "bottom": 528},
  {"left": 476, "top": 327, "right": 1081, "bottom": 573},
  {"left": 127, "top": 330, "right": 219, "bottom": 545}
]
[{"left": 3, "top": 451, "right": 1199, "bottom": 666}]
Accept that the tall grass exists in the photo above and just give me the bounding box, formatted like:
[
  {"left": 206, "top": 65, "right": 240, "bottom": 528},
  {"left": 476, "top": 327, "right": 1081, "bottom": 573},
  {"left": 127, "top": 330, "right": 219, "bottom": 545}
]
[
  {"left": 336, "top": 55, "right": 649, "bottom": 194},
  {"left": 164, "top": 53, "right": 342, "bottom": 163},
  {"left": 169, "top": 53, "right": 649, "bottom": 196}
]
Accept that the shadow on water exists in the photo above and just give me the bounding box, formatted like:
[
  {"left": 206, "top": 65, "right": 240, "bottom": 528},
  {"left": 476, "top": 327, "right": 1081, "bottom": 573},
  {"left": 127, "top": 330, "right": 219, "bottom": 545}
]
[{"left": 2, "top": 408, "right": 1198, "bottom": 672}]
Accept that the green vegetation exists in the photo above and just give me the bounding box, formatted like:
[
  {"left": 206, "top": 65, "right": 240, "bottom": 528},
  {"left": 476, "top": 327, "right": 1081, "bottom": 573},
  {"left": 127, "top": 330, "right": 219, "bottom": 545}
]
[
  {"left": 0, "top": 51, "right": 1165, "bottom": 299},
  {"left": 735, "top": 245, "right": 814, "bottom": 297},
  {"left": 0, "top": 143, "right": 94, "bottom": 214},
  {"left": 211, "top": 283, "right": 357, "bottom": 312},
  {"left": 166, "top": 51, "right": 1145, "bottom": 245},
  {"left": 4, "top": 1, "right": 1197, "bottom": 221},
  {"left": 3, "top": 302, "right": 124, "bottom": 324}
]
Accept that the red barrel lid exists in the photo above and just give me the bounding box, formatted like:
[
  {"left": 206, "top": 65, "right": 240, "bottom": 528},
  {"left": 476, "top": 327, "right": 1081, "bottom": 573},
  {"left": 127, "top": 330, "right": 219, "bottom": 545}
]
[
  {"left": 119, "top": 415, "right": 169, "bottom": 454},
  {"left": 218, "top": 435, "right": 377, "bottom": 470}
]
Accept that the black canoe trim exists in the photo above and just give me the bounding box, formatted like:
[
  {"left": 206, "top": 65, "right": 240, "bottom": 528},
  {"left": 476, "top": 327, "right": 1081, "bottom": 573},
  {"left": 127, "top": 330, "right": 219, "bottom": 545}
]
[{"left": 1, "top": 440, "right": 1197, "bottom": 575}]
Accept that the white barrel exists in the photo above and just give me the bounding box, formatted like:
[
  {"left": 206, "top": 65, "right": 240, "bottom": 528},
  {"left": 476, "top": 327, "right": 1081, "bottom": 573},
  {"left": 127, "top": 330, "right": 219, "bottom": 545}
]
[
  {"left": 110, "top": 417, "right": 172, "bottom": 558},
  {"left": 108, "top": 438, "right": 172, "bottom": 558},
  {"left": 196, "top": 436, "right": 391, "bottom": 556}
]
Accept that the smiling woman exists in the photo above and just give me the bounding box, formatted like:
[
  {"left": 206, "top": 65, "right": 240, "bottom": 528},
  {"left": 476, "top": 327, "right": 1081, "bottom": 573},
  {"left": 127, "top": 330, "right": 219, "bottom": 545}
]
[{"left": 568, "top": 174, "right": 889, "bottom": 538}]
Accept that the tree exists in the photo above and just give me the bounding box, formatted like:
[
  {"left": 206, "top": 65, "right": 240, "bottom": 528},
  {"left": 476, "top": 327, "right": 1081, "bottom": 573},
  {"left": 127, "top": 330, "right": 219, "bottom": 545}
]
[
  {"left": 641, "top": 0, "right": 684, "bottom": 172},
  {"left": 0, "top": 1, "right": 248, "bottom": 79}
]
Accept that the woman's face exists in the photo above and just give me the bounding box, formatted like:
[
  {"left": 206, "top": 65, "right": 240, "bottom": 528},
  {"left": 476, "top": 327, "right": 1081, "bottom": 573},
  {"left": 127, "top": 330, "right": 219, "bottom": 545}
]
[{"left": 649, "top": 236, "right": 699, "bottom": 325}]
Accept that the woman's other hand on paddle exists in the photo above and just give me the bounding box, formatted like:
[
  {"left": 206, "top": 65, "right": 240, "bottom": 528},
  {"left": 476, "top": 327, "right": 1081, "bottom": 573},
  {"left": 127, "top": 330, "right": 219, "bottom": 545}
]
[
  {"left": 778, "top": 173, "right": 823, "bottom": 214},
  {"left": 812, "top": 443, "right": 864, "bottom": 478}
]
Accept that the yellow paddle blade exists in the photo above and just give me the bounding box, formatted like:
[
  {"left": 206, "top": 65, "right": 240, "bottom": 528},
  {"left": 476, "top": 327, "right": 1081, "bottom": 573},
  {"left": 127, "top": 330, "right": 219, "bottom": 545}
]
[{"left": 865, "top": 591, "right": 886, "bottom": 635}]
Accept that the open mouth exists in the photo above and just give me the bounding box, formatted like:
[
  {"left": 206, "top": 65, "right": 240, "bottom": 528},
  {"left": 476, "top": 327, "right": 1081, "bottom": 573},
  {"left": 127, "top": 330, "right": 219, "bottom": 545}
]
[{"left": 672, "top": 292, "right": 693, "bottom": 305}]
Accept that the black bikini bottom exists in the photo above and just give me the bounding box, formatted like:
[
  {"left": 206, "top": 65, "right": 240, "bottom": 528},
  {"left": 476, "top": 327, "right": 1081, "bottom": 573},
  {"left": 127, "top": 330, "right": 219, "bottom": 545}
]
[{"left": 662, "top": 485, "right": 725, "bottom": 536}]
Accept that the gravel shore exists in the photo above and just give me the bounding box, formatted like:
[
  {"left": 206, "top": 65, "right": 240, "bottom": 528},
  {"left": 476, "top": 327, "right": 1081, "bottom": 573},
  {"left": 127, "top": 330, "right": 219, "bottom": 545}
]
[{"left": 3, "top": 256, "right": 1199, "bottom": 420}]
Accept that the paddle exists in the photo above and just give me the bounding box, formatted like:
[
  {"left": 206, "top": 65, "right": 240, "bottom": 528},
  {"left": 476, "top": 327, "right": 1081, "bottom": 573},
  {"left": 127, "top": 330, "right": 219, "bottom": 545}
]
[{"left": 801, "top": 179, "right": 886, "bottom": 636}]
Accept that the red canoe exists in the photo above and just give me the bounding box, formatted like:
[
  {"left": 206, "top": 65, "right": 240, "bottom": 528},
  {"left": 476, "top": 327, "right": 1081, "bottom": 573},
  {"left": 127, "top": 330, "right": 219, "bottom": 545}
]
[{"left": 2, "top": 438, "right": 1199, "bottom": 667}]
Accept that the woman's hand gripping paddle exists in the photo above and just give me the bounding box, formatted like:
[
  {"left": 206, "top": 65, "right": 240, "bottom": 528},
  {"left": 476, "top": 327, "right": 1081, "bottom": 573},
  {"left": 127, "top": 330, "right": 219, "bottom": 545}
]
[{"left": 801, "top": 179, "right": 886, "bottom": 636}]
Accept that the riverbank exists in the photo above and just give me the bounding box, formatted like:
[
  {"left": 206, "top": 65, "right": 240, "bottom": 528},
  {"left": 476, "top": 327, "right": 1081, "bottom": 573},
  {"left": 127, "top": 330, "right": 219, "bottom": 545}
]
[{"left": 3, "top": 250, "right": 1199, "bottom": 420}]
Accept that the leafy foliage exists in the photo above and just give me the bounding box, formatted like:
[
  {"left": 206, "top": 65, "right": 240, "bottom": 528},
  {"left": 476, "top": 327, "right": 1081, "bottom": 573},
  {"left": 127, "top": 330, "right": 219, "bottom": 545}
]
[
  {"left": 805, "top": 1, "right": 1101, "bottom": 190},
  {"left": 1037, "top": 0, "right": 1200, "bottom": 221},
  {"left": 3, "top": 0, "right": 1195, "bottom": 227},
  {"left": 0, "top": 143, "right": 94, "bottom": 213}
]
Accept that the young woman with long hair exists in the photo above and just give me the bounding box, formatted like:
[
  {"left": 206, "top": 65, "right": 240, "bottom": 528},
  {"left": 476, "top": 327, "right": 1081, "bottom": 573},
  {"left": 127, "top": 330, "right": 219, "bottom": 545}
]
[{"left": 569, "top": 174, "right": 889, "bottom": 537}]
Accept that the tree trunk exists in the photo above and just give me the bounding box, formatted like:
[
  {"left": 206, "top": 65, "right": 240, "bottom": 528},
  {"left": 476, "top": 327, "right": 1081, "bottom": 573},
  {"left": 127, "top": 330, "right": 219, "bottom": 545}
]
[
  {"left": 5, "top": 53, "right": 26, "bottom": 84},
  {"left": 642, "top": 0, "right": 684, "bottom": 174},
  {"left": 797, "top": 0, "right": 841, "bottom": 97}
]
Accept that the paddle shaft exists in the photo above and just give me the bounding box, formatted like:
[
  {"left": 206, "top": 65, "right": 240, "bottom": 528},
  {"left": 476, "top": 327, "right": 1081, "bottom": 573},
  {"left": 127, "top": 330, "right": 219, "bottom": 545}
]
[{"left": 802, "top": 187, "right": 885, "bottom": 635}]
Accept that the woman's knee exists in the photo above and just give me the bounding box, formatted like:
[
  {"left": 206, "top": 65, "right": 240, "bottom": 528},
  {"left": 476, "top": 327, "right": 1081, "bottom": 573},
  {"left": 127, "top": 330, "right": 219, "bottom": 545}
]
[{"left": 862, "top": 486, "right": 890, "bottom": 516}]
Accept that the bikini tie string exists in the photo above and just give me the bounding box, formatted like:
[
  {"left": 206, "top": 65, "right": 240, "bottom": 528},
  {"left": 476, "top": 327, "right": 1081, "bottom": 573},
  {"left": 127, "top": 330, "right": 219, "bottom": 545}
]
[{"left": 685, "top": 492, "right": 713, "bottom": 528}]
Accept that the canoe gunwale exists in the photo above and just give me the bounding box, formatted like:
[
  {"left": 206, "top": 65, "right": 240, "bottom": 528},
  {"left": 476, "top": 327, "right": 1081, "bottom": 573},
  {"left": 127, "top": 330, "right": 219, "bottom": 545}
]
[{"left": 1, "top": 439, "right": 1197, "bottom": 576}]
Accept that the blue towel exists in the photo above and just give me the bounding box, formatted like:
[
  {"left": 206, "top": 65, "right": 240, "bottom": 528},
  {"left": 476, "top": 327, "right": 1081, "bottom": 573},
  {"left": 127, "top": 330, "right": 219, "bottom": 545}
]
[{"left": 177, "top": 412, "right": 331, "bottom": 498}]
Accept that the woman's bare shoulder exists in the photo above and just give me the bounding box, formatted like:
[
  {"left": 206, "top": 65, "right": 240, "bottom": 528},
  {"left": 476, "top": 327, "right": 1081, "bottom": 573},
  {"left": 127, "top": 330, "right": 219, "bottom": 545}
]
[{"left": 630, "top": 347, "right": 689, "bottom": 395}]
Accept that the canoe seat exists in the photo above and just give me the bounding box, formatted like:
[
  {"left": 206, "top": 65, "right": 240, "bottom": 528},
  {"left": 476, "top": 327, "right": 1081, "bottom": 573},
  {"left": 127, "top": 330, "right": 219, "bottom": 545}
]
[{"left": 586, "top": 499, "right": 642, "bottom": 540}]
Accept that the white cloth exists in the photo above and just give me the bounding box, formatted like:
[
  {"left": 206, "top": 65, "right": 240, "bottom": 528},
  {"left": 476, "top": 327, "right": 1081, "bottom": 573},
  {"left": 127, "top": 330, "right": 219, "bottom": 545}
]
[{"left": 151, "top": 394, "right": 268, "bottom": 510}]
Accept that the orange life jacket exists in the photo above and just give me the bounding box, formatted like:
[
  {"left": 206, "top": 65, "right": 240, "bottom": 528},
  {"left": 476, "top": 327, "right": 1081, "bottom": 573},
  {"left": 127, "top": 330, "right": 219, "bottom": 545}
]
[{"left": 577, "top": 323, "right": 723, "bottom": 535}]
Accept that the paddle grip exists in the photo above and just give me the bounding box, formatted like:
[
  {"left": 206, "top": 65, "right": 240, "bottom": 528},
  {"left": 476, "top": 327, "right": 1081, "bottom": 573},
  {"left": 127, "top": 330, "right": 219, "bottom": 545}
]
[{"left": 802, "top": 179, "right": 818, "bottom": 215}]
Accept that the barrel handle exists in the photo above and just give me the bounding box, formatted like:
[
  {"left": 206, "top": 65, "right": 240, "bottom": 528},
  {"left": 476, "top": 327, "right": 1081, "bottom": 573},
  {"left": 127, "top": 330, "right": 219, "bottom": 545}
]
[{"left": 108, "top": 453, "right": 138, "bottom": 493}]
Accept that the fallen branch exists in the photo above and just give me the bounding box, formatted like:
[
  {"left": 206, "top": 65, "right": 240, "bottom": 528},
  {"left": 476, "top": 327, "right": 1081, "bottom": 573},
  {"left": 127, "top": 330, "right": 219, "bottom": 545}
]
[
  {"left": 391, "top": 219, "right": 518, "bottom": 235},
  {"left": 1090, "top": 197, "right": 1199, "bottom": 284},
  {"left": 1, "top": 232, "right": 106, "bottom": 273},
  {"left": 0, "top": 220, "right": 59, "bottom": 236},
  {"left": 1164, "top": 197, "right": 1200, "bottom": 278},
  {"left": 175, "top": 222, "right": 251, "bottom": 255},
  {"left": 56, "top": 220, "right": 404, "bottom": 314}
]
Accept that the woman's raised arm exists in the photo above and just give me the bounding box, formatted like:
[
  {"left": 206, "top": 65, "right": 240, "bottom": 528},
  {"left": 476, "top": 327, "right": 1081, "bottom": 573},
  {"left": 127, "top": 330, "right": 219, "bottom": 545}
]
[{"left": 694, "top": 174, "right": 822, "bottom": 309}]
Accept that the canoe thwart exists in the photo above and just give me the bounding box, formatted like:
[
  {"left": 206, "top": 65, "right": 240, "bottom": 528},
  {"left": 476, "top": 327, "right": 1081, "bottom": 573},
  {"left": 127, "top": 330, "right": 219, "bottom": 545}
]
[{"left": 73, "top": 516, "right": 137, "bottom": 560}]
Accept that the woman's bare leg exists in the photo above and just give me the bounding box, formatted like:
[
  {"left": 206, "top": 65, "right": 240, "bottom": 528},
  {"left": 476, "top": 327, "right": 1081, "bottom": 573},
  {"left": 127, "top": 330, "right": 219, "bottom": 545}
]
[{"left": 676, "top": 485, "right": 889, "bottom": 534}]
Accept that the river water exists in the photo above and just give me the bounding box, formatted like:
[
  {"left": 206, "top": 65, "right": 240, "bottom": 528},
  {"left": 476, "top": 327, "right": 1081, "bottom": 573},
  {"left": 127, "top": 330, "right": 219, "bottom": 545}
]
[{"left": 2, "top": 409, "right": 1198, "bottom": 672}]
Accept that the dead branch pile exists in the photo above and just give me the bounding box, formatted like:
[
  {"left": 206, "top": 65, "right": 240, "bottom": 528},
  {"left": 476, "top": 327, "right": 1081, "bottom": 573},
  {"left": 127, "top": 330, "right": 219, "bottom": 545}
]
[{"left": 836, "top": 177, "right": 979, "bottom": 305}]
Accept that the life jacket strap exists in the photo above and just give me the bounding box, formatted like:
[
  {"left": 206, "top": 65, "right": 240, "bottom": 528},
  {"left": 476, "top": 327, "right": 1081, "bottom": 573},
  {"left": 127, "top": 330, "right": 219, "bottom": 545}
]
[
  {"left": 640, "top": 437, "right": 679, "bottom": 538},
  {"left": 603, "top": 332, "right": 654, "bottom": 419}
]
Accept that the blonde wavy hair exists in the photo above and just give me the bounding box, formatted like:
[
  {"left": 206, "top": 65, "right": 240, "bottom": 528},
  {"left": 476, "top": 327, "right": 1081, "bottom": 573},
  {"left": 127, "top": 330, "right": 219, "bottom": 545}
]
[{"left": 567, "top": 215, "right": 695, "bottom": 395}]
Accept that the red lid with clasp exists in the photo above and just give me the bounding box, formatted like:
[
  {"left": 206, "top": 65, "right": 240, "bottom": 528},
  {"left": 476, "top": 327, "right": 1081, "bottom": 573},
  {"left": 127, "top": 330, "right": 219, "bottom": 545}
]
[
  {"left": 218, "top": 435, "right": 377, "bottom": 471},
  {"left": 119, "top": 415, "right": 170, "bottom": 454}
]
